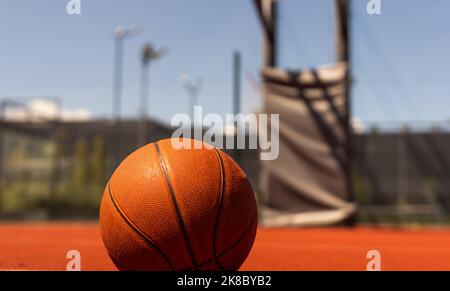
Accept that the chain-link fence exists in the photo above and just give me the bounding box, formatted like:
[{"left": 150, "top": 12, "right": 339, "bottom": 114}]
[
  {"left": 1, "top": 119, "right": 450, "bottom": 224},
  {"left": 0, "top": 119, "right": 260, "bottom": 220},
  {"left": 354, "top": 121, "right": 450, "bottom": 225}
]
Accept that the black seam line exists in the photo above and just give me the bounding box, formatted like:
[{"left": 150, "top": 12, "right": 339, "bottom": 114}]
[
  {"left": 212, "top": 148, "right": 226, "bottom": 271},
  {"left": 180, "top": 211, "right": 258, "bottom": 271},
  {"left": 107, "top": 182, "right": 175, "bottom": 270},
  {"left": 154, "top": 142, "right": 199, "bottom": 271}
]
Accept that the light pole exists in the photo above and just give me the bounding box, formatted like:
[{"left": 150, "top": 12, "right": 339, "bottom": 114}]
[
  {"left": 180, "top": 74, "right": 203, "bottom": 122},
  {"left": 137, "top": 44, "right": 167, "bottom": 147},
  {"left": 111, "top": 24, "right": 141, "bottom": 166},
  {"left": 112, "top": 24, "right": 142, "bottom": 119}
]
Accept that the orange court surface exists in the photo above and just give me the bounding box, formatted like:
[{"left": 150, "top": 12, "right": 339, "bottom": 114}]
[{"left": 2, "top": 223, "right": 450, "bottom": 271}]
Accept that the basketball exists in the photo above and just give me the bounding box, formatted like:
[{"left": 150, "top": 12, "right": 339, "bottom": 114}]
[{"left": 99, "top": 138, "right": 257, "bottom": 271}]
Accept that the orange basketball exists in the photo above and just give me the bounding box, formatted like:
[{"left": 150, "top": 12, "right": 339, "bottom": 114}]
[{"left": 99, "top": 138, "right": 257, "bottom": 271}]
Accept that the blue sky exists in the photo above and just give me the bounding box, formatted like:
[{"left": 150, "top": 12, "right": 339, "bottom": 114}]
[{"left": 0, "top": 0, "right": 449, "bottom": 124}]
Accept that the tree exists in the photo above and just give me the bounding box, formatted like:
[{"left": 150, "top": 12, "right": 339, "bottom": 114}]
[
  {"left": 90, "top": 135, "right": 106, "bottom": 204},
  {"left": 73, "top": 138, "right": 89, "bottom": 203}
]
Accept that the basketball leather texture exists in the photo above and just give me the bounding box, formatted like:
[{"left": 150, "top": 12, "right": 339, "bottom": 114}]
[{"left": 99, "top": 138, "right": 257, "bottom": 271}]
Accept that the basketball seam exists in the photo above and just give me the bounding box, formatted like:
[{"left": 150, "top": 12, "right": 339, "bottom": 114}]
[
  {"left": 107, "top": 182, "right": 175, "bottom": 270},
  {"left": 154, "top": 142, "right": 199, "bottom": 271},
  {"left": 182, "top": 211, "right": 258, "bottom": 271},
  {"left": 212, "top": 149, "right": 227, "bottom": 271}
]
